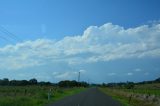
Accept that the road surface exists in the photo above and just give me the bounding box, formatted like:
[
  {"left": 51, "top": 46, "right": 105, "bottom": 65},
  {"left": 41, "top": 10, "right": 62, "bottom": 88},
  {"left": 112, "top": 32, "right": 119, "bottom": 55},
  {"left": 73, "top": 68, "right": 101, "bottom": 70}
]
[{"left": 48, "top": 88, "right": 122, "bottom": 106}]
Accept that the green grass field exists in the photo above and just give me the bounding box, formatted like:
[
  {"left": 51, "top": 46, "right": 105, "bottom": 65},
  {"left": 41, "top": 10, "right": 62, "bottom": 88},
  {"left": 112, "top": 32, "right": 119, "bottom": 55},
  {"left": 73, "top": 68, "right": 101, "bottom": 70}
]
[
  {"left": 100, "top": 88, "right": 154, "bottom": 106},
  {"left": 0, "top": 86, "right": 85, "bottom": 106},
  {"left": 100, "top": 83, "right": 160, "bottom": 106},
  {"left": 121, "top": 89, "right": 160, "bottom": 97}
]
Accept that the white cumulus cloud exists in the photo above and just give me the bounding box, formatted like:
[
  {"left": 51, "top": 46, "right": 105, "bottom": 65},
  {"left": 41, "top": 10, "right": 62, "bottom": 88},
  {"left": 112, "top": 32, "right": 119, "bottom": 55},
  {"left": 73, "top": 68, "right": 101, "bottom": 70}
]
[
  {"left": 127, "top": 73, "right": 133, "bottom": 76},
  {"left": 134, "top": 68, "right": 142, "bottom": 72},
  {"left": 108, "top": 73, "right": 116, "bottom": 76},
  {"left": 52, "top": 71, "right": 78, "bottom": 80},
  {"left": 0, "top": 22, "right": 160, "bottom": 70}
]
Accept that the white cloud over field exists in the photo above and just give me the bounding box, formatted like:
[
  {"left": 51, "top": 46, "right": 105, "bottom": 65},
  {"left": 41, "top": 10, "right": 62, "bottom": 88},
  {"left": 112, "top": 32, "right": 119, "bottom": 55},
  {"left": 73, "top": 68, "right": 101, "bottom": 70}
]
[{"left": 0, "top": 23, "right": 160, "bottom": 70}]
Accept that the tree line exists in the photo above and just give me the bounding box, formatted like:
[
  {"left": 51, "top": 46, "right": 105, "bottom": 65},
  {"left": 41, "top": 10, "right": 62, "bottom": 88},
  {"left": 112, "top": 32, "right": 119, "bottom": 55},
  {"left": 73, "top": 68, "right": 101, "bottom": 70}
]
[
  {"left": 0, "top": 78, "right": 89, "bottom": 87},
  {"left": 102, "top": 77, "right": 160, "bottom": 89},
  {"left": 0, "top": 78, "right": 52, "bottom": 86},
  {"left": 58, "top": 80, "right": 89, "bottom": 87},
  {"left": 0, "top": 77, "right": 159, "bottom": 88}
]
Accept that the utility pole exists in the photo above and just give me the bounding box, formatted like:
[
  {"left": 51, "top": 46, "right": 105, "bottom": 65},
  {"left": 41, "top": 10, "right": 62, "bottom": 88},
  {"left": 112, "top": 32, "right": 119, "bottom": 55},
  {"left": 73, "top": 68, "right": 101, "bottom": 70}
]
[{"left": 78, "top": 71, "right": 80, "bottom": 82}]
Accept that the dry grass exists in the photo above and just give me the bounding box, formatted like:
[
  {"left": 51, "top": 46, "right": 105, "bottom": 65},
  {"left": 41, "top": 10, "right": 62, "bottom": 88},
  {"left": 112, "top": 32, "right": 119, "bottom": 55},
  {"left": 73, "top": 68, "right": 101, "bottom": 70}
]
[{"left": 100, "top": 87, "right": 160, "bottom": 106}]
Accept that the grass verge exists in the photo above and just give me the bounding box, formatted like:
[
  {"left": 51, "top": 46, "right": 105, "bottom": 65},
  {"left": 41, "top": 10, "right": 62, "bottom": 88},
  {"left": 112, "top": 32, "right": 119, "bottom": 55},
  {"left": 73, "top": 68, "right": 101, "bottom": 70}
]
[
  {"left": 99, "top": 87, "right": 155, "bottom": 106},
  {"left": 0, "top": 86, "right": 86, "bottom": 106}
]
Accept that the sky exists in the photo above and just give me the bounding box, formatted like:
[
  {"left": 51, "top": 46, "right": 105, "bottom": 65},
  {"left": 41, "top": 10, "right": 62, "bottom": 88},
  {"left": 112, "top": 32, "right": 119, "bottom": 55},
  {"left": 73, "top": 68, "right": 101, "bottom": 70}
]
[{"left": 0, "top": 0, "right": 160, "bottom": 83}]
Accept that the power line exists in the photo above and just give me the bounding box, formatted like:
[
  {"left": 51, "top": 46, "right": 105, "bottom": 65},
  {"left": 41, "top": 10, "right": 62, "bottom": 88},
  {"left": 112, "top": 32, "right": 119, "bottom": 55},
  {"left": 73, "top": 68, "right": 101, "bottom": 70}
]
[
  {"left": 0, "top": 35, "right": 12, "bottom": 43},
  {"left": 0, "top": 25, "right": 21, "bottom": 42}
]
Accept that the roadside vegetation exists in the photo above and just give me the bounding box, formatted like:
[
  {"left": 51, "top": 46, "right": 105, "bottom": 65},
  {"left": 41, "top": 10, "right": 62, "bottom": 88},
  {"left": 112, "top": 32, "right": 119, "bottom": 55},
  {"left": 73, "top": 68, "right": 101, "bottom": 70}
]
[
  {"left": 0, "top": 78, "right": 88, "bottom": 106},
  {"left": 100, "top": 77, "right": 160, "bottom": 106}
]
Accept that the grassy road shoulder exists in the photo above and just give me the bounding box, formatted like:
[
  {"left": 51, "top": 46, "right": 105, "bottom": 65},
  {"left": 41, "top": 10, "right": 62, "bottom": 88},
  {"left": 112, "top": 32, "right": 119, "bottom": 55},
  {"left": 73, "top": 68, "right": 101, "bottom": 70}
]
[
  {"left": 99, "top": 87, "right": 159, "bottom": 106},
  {"left": 0, "top": 86, "right": 86, "bottom": 106}
]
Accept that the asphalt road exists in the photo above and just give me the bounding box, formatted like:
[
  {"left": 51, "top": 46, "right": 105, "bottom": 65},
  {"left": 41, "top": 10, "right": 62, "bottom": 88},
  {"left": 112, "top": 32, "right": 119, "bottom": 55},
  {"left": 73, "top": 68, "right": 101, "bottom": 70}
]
[{"left": 48, "top": 88, "right": 122, "bottom": 106}]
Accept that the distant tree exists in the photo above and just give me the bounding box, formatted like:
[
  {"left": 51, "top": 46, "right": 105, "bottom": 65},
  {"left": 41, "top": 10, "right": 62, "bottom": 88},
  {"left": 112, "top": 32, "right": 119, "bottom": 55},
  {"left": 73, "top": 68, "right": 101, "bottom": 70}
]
[
  {"left": 0, "top": 78, "right": 9, "bottom": 85},
  {"left": 9, "top": 80, "right": 18, "bottom": 86},
  {"left": 125, "top": 82, "right": 135, "bottom": 89},
  {"left": 29, "top": 78, "right": 38, "bottom": 85},
  {"left": 45, "top": 81, "right": 52, "bottom": 85},
  {"left": 107, "top": 83, "right": 117, "bottom": 87},
  {"left": 58, "top": 80, "right": 70, "bottom": 87},
  {"left": 58, "top": 80, "right": 89, "bottom": 87},
  {"left": 9, "top": 80, "right": 29, "bottom": 86},
  {"left": 38, "top": 81, "right": 46, "bottom": 86},
  {"left": 155, "top": 77, "right": 160, "bottom": 82},
  {"left": 20, "top": 80, "right": 29, "bottom": 86},
  {"left": 102, "top": 83, "right": 106, "bottom": 87},
  {"left": 0, "top": 78, "right": 53, "bottom": 86},
  {"left": 79, "top": 81, "right": 89, "bottom": 87},
  {"left": 38, "top": 81, "right": 52, "bottom": 86}
]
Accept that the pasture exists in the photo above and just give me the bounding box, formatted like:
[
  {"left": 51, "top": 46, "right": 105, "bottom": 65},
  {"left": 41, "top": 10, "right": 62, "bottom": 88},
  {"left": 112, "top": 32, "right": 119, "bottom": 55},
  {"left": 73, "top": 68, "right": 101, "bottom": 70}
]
[
  {"left": 0, "top": 86, "right": 85, "bottom": 106},
  {"left": 100, "top": 83, "right": 160, "bottom": 106}
]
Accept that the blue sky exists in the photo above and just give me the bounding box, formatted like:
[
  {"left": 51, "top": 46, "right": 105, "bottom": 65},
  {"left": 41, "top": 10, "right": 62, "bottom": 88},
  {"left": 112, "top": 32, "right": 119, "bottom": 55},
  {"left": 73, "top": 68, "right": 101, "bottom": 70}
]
[{"left": 0, "top": 0, "right": 160, "bottom": 83}]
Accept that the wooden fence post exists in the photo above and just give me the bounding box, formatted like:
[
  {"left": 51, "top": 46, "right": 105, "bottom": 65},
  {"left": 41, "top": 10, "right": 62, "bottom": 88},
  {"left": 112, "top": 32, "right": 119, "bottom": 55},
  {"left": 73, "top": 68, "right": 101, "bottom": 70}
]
[{"left": 129, "top": 94, "right": 132, "bottom": 104}]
